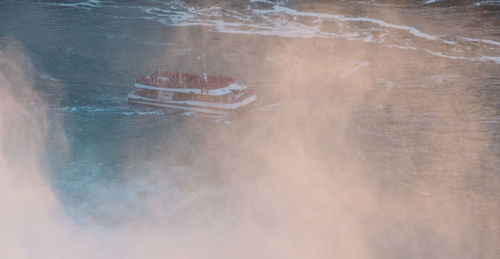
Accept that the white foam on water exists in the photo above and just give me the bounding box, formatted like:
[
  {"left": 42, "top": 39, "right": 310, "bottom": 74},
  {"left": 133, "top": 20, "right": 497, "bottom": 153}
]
[
  {"left": 249, "top": 0, "right": 273, "bottom": 4},
  {"left": 340, "top": 62, "right": 369, "bottom": 78},
  {"left": 137, "top": 40, "right": 174, "bottom": 46},
  {"left": 59, "top": 105, "right": 121, "bottom": 113},
  {"left": 244, "top": 5, "right": 449, "bottom": 45},
  {"left": 250, "top": 0, "right": 289, "bottom": 5},
  {"left": 387, "top": 44, "right": 418, "bottom": 50},
  {"left": 376, "top": 79, "right": 405, "bottom": 88},
  {"left": 475, "top": 1, "right": 500, "bottom": 6},
  {"left": 266, "top": 57, "right": 282, "bottom": 65},
  {"left": 57, "top": 105, "right": 167, "bottom": 116},
  {"left": 122, "top": 110, "right": 166, "bottom": 116},
  {"left": 193, "top": 4, "right": 499, "bottom": 65},
  {"left": 483, "top": 117, "right": 500, "bottom": 124},
  {"left": 460, "top": 37, "right": 500, "bottom": 47},
  {"left": 481, "top": 56, "right": 500, "bottom": 64},
  {"left": 428, "top": 74, "right": 460, "bottom": 80},
  {"left": 269, "top": 6, "right": 439, "bottom": 40},
  {"left": 426, "top": 50, "right": 500, "bottom": 65},
  {"left": 39, "top": 72, "right": 59, "bottom": 82},
  {"left": 49, "top": 1, "right": 500, "bottom": 65},
  {"left": 424, "top": 0, "right": 438, "bottom": 4},
  {"left": 180, "top": 111, "right": 193, "bottom": 116},
  {"left": 362, "top": 34, "right": 375, "bottom": 43},
  {"left": 49, "top": 0, "right": 101, "bottom": 8}
]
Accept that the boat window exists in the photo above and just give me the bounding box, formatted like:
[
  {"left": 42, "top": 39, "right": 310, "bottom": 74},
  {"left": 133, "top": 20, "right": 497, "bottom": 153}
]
[
  {"left": 139, "top": 89, "right": 157, "bottom": 98},
  {"left": 193, "top": 94, "right": 219, "bottom": 103},
  {"left": 172, "top": 92, "right": 191, "bottom": 100}
]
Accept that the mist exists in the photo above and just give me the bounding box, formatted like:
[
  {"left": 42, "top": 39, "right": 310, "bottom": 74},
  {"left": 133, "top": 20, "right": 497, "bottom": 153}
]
[{"left": 1, "top": 1, "right": 500, "bottom": 258}]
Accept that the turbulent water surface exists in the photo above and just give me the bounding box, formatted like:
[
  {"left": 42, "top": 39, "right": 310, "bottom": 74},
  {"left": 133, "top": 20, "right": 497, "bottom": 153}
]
[{"left": 1, "top": 0, "right": 499, "bottom": 258}]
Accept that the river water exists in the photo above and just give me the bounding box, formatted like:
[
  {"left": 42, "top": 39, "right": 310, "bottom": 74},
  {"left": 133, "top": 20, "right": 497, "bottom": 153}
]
[{"left": 1, "top": 0, "right": 499, "bottom": 258}]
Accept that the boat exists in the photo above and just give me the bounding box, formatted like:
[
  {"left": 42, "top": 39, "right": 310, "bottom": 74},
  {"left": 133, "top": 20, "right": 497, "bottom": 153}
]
[{"left": 127, "top": 70, "right": 257, "bottom": 115}]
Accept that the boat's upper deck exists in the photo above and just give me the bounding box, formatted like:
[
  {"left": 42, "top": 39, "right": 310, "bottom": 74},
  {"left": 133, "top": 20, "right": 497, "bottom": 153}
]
[{"left": 136, "top": 70, "right": 235, "bottom": 90}]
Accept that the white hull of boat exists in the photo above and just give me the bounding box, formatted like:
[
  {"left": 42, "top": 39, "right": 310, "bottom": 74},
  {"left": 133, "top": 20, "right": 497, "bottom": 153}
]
[{"left": 127, "top": 93, "right": 257, "bottom": 115}]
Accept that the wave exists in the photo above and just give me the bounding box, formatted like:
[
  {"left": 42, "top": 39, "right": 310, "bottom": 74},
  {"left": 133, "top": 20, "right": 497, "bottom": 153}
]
[
  {"left": 47, "top": 0, "right": 500, "bottom": 65},
  {"left": 55, "top": 105, "right": 167, "bottom": 116},
  {"left": 48, "top": 0, "right": 101, "bottom": 8},
  {"left": 39, "top": 72, "right": 60, "bottom": 82}
]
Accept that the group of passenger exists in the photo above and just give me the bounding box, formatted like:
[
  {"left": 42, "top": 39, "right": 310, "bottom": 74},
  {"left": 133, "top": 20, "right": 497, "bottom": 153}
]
[{"left": 136, "top": 70, "right": 235, "bottom": 90}]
